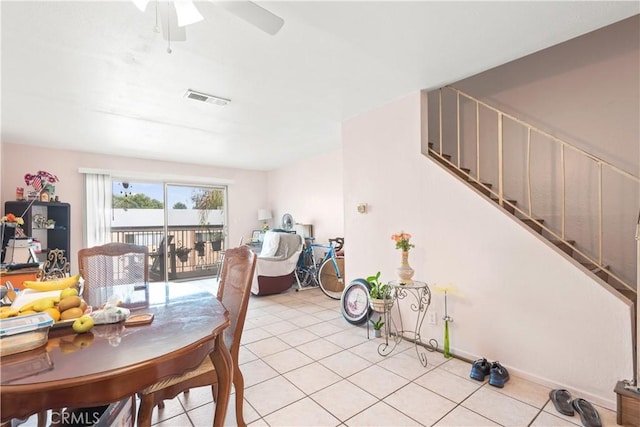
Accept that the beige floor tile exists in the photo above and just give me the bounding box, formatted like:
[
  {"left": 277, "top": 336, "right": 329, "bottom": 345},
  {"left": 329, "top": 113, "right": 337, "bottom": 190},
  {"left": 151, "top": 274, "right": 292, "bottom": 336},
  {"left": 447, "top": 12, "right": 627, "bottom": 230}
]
[
  {"left": 262, "top": 347, "right": 314, "bottom": 374},
  {"left": 149, "top": 395, "right": 186, "bottom": 424},
  {"left": 296, "top": 303, "right": 328, "bottom": 314},
  {"left": 263, "top": 397, "right": 341, "bottom": 426},
  {"left": 320, "top": 350, "right": 372, "bottom": 378},
  {"left": 310, "top": 379, "right": 379, "bottom": 422},
  {"left": 347, "top": 365, "right": 409, "bottom": 399},
  {"left": 247, "top": 418, "right": 269, "bottom": 426},
  {"left": 296, "top": 337, "right": 345, "bottom": 360},
  {"left": 153, "top": 413, "right": 193, "bottom": 427},
  {"left": 178, "top": 385, "right": 214, "bottom": 410},
  {"left": 433, "top": 406, "right": 500, "bottom": 426},
  {"left": 531, "top": 410, "right": 579, "bottom": 426},
  {"left": 244, "top": 336, "right": 291, "bottom": 358},
  {"left": 314, "top": 308, "right": 343, "bottom": 321},
  {"left": 493, "top": 374, "right": 551, "bottom": 408},
  {"left": 244, "top": 376, "right": 305, "bottom": 416},
  {"left": 240, "top": 327, "right": 272, "bottom": 345},
  {"left": 325, "top": 329, "right": 369, "bottom": 349},
  {"left": 185, "top": 398, "right": 260, "bottom": 427},
  {"left": 542, "top": 400, "right": 581, "bottom": 425},
  {"left": 439, "top": 357, "right": 474, "bottom": 380},
  {"left": 462, "top": 387, "right": 540, "bottom": 426},
  {"left": 376, "top": 349, "right": 432, "bottom": 380},
  {"left": 259, "top": 319, "right": 299, "bottom": 335},
  {"left": 305, "top": 321, "right": 347, "bottom": 337},
  {"left": 385, "top": 383, "right": 457, "bottom": 426},
  {"left": 240, "top": 359, "right": 279, "bottom": 387},
  {"left": 345, "top": 401, "right": 421, "bottom": 426},
  {"left": 278, "top": 328, "right": 320, "bottom": 347},
  {"left": 292, "top": 313, "right": 324, "bottom": 327},
  {"left": 247, "top": 313, "right": 282, "bottom": 324},
  {"left": 238, "top": 346, "right": 259, "bottom": 365},
  {"left": 347, "top": 339, "right": 396, "bottom": 364},
  {"left": 284, "top": 362, "right": 342, "bottom": 395},
  {"left": 273, "top": 307, "right": 304, "bottom": 320},
  {"left": 244, "top": 307, "right": 269, "bottom": 320},
  {"left": 414, "top": 367, "right": 482, "bottom": 403}
]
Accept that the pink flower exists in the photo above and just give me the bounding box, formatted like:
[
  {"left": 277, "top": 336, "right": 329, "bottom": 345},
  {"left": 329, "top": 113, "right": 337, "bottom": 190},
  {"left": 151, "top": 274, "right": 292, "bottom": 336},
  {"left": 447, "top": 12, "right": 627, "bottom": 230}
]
[{"left": 391, "top": 231, "right": 415, "bottom": 251}]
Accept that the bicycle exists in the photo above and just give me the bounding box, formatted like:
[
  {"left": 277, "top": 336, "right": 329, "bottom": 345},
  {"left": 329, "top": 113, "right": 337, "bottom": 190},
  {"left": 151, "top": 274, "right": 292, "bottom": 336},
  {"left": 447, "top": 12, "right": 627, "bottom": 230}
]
[{"left": 295, "top": 237, "right": 345, "bottom": 299}]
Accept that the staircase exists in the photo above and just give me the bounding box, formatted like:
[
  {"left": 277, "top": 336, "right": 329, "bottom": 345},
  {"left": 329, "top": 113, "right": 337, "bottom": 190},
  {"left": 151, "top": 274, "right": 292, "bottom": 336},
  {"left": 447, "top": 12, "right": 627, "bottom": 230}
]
[{"left": 426, "top": 86, "right": 639, "bottom": 304}]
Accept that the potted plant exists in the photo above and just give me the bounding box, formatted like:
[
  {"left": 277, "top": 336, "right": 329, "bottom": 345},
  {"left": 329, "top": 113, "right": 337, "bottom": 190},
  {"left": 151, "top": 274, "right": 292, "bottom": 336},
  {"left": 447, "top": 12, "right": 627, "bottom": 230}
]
[
  {"left": 370, "top": 316, "right": 385, "bottom": 338},
  {"left": 210, "top": 230, "right": 223, "bottom": 252},
  {"left": 367, "top": 271, "right": 392, "bottom": 312},
  {"left": 175, "top": 244, "right": 192, "bottom": 263},
  {"left": 194, "top": 241, "right": 206, "bottom": 257}
]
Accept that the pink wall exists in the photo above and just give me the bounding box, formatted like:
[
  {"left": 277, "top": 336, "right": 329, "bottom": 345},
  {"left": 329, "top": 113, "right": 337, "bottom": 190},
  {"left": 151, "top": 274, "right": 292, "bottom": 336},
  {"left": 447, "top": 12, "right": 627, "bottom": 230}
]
[
  {"left": 0, "top": 142, "right": 269, "bottom": 273},
  {"left": 344, "top": 91, "right": 633, "bottom": 409},
  {"left": 267, "top": 148, "right": 344, "bottom": 246},
  {"left": 427, "top": 16, "right": 639, "bottom": 286}
]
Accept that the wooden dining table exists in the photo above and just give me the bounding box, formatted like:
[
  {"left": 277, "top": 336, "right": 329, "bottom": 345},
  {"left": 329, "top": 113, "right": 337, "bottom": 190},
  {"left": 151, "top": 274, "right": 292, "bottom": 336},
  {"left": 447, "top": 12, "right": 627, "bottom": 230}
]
[{"left": 0, "top": 282, "right": 232, "bottom": 426}]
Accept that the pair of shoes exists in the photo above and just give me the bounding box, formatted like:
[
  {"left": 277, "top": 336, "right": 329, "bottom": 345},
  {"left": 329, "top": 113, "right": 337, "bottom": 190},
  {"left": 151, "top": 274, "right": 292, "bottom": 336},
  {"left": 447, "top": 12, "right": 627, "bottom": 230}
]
[
  {"left": 548, "top": 389, "right": 602, "bottom": 427},
  {"left": 469, "top": 358, "right": 510, "bottom": 387}
]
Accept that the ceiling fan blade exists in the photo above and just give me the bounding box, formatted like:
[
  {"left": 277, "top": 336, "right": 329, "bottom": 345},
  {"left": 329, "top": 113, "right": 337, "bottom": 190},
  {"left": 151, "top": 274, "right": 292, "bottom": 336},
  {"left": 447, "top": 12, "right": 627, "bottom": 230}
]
[
  {"left": 174, "top": 0, "right": 204, "bottom": 27},
  {"left": 159, "top": 1, "right": 187, "bottom": 41},
  {"left": 212, "top": 1, "right": 284, "bottom": 35}
]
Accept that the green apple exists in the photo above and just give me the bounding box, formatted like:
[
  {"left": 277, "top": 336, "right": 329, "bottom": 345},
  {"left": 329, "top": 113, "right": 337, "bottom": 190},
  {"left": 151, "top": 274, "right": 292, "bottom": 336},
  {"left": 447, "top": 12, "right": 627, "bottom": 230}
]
[
  {"left": 60, "top": 287, "right": 79, "bottom": 299},
  {"left": 72, "top": 315, "right": 95, "bottom": 334}
]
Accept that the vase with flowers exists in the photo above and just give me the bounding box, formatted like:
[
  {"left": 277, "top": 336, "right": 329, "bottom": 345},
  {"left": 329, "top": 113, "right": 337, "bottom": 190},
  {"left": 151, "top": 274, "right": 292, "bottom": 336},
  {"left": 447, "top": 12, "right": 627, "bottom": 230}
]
[{"left": 391, "top": 231, "right": 415, "bottom": 284}]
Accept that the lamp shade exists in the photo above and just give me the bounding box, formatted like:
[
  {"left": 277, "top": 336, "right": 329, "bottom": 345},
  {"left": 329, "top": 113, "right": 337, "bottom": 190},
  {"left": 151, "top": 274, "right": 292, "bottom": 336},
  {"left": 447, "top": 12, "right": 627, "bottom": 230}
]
[{"left": 257, "top": 209, "right": 273, "bottom": 221}]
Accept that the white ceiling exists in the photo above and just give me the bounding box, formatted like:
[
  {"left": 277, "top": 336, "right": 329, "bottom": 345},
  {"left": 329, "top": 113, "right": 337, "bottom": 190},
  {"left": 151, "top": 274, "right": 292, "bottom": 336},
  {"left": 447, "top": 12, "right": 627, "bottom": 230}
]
[{"left": 2, "top": 1, "right": 637, "bottom": 171}]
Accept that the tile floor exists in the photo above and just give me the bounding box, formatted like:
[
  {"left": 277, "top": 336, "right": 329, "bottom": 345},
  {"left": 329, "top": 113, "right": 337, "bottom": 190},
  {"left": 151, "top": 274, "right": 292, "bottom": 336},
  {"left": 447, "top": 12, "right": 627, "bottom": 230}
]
[{"left": 21, "top": 283, "right": 618, "bottom": 427}]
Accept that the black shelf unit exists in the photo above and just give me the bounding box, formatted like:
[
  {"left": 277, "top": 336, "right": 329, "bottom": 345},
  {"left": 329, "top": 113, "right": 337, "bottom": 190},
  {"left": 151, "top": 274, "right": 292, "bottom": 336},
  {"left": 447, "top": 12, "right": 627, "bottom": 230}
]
[{"left": 2, "top": 201, "right": 71, "bottom": 265}]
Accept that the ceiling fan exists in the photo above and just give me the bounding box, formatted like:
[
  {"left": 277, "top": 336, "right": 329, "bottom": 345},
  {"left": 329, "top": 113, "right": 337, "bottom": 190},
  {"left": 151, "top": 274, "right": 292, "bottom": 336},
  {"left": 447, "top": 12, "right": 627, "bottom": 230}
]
[{"left": 132, "top": 0, "right": 284, "bottom": 42}]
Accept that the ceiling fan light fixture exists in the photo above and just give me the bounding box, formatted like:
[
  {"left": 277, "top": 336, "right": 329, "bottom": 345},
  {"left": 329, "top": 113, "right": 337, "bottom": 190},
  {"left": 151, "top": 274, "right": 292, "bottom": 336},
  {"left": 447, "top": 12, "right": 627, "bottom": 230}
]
[
  {"left": 174, "top": 0, "right": 204, "bottom": 27},
  {"left": 184, "top": 89, "right": 231, "bottom": 106}
]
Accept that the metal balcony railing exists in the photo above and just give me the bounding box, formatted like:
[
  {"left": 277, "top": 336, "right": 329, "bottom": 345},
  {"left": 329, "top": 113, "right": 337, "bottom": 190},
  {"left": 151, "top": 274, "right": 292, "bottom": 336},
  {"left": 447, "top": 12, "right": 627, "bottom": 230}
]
[{"left": 111, "top": 226, "right": 225, "bottom": 282}]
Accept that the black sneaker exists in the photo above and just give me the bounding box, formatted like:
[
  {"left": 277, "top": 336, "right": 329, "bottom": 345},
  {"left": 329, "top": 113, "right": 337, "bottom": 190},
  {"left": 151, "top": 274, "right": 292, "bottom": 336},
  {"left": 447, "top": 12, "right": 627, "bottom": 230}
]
[
  {"left": 470, "top": 358, "right": 491, "bottom": 381},
  {"left": 489, "top": 361, "right": 510, "bottom": 388}
]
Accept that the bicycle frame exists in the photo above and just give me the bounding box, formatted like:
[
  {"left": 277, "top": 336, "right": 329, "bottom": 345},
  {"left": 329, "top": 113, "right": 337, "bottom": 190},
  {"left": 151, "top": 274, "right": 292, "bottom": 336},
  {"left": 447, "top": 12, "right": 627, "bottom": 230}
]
[{"left": 295, "top": 239, "right": 342, "bottom": 291}]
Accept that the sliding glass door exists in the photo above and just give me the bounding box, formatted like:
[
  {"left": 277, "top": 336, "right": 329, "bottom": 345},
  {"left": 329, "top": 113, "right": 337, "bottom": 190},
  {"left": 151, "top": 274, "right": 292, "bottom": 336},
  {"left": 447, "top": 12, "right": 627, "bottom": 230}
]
[{"left": 110, "top": 180, "right": 227, "bottom": 282}]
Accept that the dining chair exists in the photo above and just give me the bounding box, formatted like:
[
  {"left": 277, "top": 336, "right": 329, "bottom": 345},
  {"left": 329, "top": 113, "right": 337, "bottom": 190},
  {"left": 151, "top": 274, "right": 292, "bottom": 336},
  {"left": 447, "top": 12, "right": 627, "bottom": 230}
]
[
  {"left": 77, "top": 242, "right": 149, "bottom": 308},
  {"left": 136, "top": 245, "right": 257, "bottom": 427}
]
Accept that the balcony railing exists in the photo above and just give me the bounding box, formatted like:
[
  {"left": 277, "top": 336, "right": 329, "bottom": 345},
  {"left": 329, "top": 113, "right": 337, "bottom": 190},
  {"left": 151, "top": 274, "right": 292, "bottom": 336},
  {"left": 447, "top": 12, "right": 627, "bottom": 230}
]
[{"left": 111, "top": 226, "right": 225, "bottom": 282}]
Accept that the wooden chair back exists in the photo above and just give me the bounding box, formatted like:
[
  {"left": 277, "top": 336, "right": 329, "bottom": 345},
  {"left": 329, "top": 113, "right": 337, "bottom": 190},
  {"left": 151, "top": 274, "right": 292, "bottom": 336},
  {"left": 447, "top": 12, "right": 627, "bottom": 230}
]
[{"left": 77, "top": 242, "right": 149, "bottom": 307}]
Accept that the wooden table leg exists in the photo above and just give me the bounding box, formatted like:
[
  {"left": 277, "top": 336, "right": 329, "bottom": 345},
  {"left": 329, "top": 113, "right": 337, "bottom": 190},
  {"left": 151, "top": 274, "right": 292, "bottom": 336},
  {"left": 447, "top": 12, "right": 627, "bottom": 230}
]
[{"left": 209, "top": 334, "right": 233, "bottom": 427}]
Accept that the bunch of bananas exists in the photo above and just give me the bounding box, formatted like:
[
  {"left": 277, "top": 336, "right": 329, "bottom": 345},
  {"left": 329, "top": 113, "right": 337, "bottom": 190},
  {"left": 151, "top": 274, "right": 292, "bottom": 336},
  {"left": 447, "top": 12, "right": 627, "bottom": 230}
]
[{"left": 0, "top": 275, "right": 84, "bottom": 321}]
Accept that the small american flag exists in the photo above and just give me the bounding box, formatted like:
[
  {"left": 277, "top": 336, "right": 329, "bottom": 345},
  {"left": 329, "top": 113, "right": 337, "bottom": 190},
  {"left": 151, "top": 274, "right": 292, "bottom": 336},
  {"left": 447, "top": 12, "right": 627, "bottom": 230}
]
[{"left": 32, "top": 176, "right": 43, "bottom": 192}]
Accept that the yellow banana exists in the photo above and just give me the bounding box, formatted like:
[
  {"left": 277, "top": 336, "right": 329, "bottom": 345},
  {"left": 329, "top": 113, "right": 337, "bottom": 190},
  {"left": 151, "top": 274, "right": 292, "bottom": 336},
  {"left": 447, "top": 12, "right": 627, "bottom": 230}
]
[
  {"left": 22, "top": 274, "right": 80, "bottom": 292},
  {"left": 19, "top": 296, "right": 60, "bottom": 313},
  {"left": 0, "top": 307, "right": 19, "bottom": 319}
]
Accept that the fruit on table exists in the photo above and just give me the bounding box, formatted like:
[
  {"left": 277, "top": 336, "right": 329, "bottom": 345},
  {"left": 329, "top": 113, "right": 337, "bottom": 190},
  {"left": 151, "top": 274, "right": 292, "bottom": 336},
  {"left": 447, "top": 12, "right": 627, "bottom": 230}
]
[
  {"left": 44, "top": 307, "right": 61, "bottom": 322},
  {"left": 33, "top": 298, "right": 55, "bottom": 312},
  {"left": 22, "top": 274, "right": 81, "bottom": 292},
  {"left": 0, "top": 307, "right": 19, "bottom": 319},
  {"left": 18, "top": 310, "right": 37, "bottom": 316},
  {"left": 60, "top": 307, "right": 84, "bottom": 321},
  {"left": 58, "top": 296, "right": 82, "bottom": 312},
  {"left": 60, "top": 287, "right": 79, "bottom": 299},
  {"left": 72, "top": 315, "right": 94, "bottom": 333},
  {"left": 18, "top": 296, "right": 60, "bottom": 313}
]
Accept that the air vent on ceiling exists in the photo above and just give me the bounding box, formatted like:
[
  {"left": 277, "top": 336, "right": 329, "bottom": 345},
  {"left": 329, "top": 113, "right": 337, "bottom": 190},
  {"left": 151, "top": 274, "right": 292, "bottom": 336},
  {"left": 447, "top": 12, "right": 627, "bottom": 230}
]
[{"left": 184, "top": 89, "right": 230, "bottom": 106}]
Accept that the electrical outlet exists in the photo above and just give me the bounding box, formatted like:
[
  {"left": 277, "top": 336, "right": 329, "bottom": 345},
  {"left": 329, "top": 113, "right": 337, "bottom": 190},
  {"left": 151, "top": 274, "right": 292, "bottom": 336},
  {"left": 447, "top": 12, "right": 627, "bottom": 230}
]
[{"left": 428, "top": 311, "right": 437, "bottom": 325}]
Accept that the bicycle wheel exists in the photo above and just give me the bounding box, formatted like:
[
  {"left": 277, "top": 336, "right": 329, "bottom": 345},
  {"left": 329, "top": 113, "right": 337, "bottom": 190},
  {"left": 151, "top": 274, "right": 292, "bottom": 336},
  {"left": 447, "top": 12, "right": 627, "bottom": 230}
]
[
  {"left": 341, "top": 278, "right": 371, "bottom": 324},
  {"left": 318, "top": 255, "right": 345, "bottom": 299}
]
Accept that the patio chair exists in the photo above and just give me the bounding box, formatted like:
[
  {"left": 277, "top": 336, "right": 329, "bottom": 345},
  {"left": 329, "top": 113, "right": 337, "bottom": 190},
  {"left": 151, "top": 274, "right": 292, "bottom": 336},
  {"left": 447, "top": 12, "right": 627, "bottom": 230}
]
[
  {"left": 149, "top": 235, "right": 174, "bottom": 281},
  {"left": 136, "top": 245, "right": 257, "bottom": 427}
]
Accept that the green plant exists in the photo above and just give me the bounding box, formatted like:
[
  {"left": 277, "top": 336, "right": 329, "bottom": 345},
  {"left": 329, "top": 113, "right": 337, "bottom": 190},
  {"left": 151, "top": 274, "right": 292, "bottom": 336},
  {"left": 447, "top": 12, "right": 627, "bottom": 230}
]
[
  {"left": 366, "top": 271, "right": 391, "bottom": 300},
  {"left": 370, "top": 316, "right": 385, "bottom": 330}
]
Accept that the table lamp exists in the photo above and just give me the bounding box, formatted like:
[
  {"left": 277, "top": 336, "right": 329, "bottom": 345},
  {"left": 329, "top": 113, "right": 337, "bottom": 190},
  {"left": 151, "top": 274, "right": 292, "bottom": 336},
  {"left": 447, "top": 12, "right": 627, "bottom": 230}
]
[{"left": 257, "top": 209, "right": 272, "bottom": 231}]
